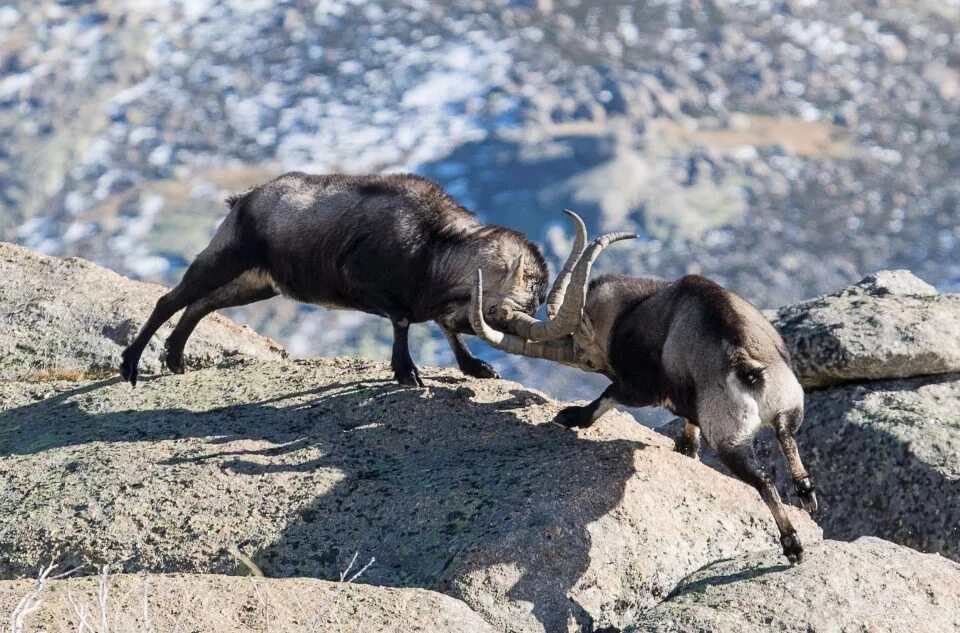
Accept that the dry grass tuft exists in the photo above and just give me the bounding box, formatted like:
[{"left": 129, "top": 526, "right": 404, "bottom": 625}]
[
  {"left": 6, "top": 555, "right": 376, "bottom": 633},
  {"left": 8, "top": 562, "right": 82, "bottom": 633}
]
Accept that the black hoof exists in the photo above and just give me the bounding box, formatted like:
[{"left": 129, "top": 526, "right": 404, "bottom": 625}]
[
  {"left": 795, "top": 477, "right": 818, "bottom": 513},
  {"left": 395, "top": 368, "right": 425, "bottom": 388},
  {"left": 781, "top": 531, "right": 804, "bottom": 565},
  {"left": 165, "top": 353, "right": 185, "bottom": 375},
  {"left": 460, "top": 359, "right": 500, "bottom": 380},
  {"left": 163, "top": 342, "right": 185, "bottom": 374},
  {"left": 554, "top": 406, "right": 593, "bottom": 429},
  {"left": 799, "top": 491, "right": 818, "bottom": 514},
  {"left": 674, "top": 434, "right": 700, "bottom": 459},
  {"left": 120, "top": 349, "right": 139, "bottom": 387}
]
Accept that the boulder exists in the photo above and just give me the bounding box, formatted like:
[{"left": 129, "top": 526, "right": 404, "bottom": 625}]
[
  {"left": 0, "top": 242, "right": 286, "bottom": 381},
  {"left": 0, "top": 358, "right": 820, "bottom": 633},
  {"left": 627, "top": 538, "right": 960, "bottom": 633},
  {"left": 0, "top": 572, "right": 493, "bottom": 633},
  {"left": 798, "top": 374, "right": 960, "bottom": 560},
  {"left": 771, "top": 270, "right": 960, "bottom": 388},
  {"left": 659, "top": 372, "right": 960, "bottom": 562}
]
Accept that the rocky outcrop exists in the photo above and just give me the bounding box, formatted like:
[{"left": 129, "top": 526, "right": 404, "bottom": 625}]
[
  {"left": 0, "top": 572, "right": 494, "bottom": 633},
  {"left": 0, "top": 358, "right": 820, "bottom": 633},
  {"left": 0, "top": 242, "right": 286, "bottom": 381},
  {"left": 5, "top": 248, "right": 960, "bottom": 632},
  {"left": 771, "top": 270, "right": 960, "bottom": 388},
  {"left": 628, "top": 538, "right": 960, "bottom": 633},
  {"left": 797, "top": 374, "right": 960, "bottom": 560}
]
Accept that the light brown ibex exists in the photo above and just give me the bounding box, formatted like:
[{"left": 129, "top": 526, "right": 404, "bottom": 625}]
[{"left": 471, "top": 212, "right": 817, "bottom": 563}]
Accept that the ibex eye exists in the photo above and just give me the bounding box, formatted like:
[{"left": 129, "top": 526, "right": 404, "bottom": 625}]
[{"left": 487, "top": 306, "right": 498, "bottom": 317}]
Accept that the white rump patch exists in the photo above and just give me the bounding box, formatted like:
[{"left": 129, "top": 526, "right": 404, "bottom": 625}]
[{"left": 699, "top": 373, "right": 763, "bottom": 449}]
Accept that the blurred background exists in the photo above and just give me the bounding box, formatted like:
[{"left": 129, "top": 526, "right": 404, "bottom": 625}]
[{"left": 2, "top": 0, "right": 959, "bottom": 404}]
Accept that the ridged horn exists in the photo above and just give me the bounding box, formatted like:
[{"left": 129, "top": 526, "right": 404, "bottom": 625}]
[
  {"left": 507, "top": 230, "right": 638, "bottom": 341},
  {"left": 471, "top": 270, "right": 579, "bottom": 363},
  {"left": 545, "top": 209, "right": 588, "bottom": 319}
]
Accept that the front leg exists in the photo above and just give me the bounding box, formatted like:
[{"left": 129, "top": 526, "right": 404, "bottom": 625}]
[
  {"left": 555, "top": 383, "right": 620, "bottom": 429},
  {"left": 391, "top": 319, "right": 424, "bottom": 387},
  {"left": 439, "top": 324, "right": 500, "bottom": 379}
]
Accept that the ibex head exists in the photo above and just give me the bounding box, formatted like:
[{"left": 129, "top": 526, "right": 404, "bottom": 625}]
[{"left": 471, "top": 210, "right": 636, "bottom": 364}]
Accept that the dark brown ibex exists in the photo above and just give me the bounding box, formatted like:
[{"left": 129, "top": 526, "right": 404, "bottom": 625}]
[
  {"left": 471, "top": 222, "right": 817, "bottom": 564},
  {"left": 120, "top": 172, "right": 604, "bottom": 387}
]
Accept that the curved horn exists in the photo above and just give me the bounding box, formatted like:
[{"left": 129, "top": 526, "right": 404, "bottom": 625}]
[
  {"left": 471, "top": 270, "right": 579, "bottom": 364},
  {"left": 508, "top": 230, "right": 638, "bottom": 341},
  {"left": 546, "top": 209, "right": 588, "bottom": 319}
]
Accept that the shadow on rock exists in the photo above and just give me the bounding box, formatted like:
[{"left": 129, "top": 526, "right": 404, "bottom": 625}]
[
  {"left": 0, "top": 364, "right": 644, "bottom": 632},
  {"left": 663, "top": 562, "right": 790, "bottom": 601}
]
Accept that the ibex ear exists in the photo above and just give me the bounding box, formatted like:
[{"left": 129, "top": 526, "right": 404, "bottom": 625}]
[{"left": 507, "top": 253, "right": 526, "bottom": 291}]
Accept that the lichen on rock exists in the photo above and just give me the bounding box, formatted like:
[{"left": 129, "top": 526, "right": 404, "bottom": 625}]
[{"left": 772, "top": 270, "right": 960, "bottom": 388}]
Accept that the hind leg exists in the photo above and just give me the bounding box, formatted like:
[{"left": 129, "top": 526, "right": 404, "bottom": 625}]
[
  {"left": 120, "top": 247, "right": 249, "bottom": 385},
  {"left": 716, "top": 440, "right": 804, "bottom": 564},
  {"left": 699, "top": 385, "right": 803, "bottom": 562},
  {"left": 439, "top": 325, "right": 499, "bottom": 379},
  {"left": 391, "top": 318, "right": 424, "bottom": 387},
  {"left": 164, "top": 271, "right": 278, "bottom": 374},
  {"left": 774, "top": 410, "right": 818, "bottom": 513},
  {"left": 674, "top": 419, "right": 701, "bottom": 459}
]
